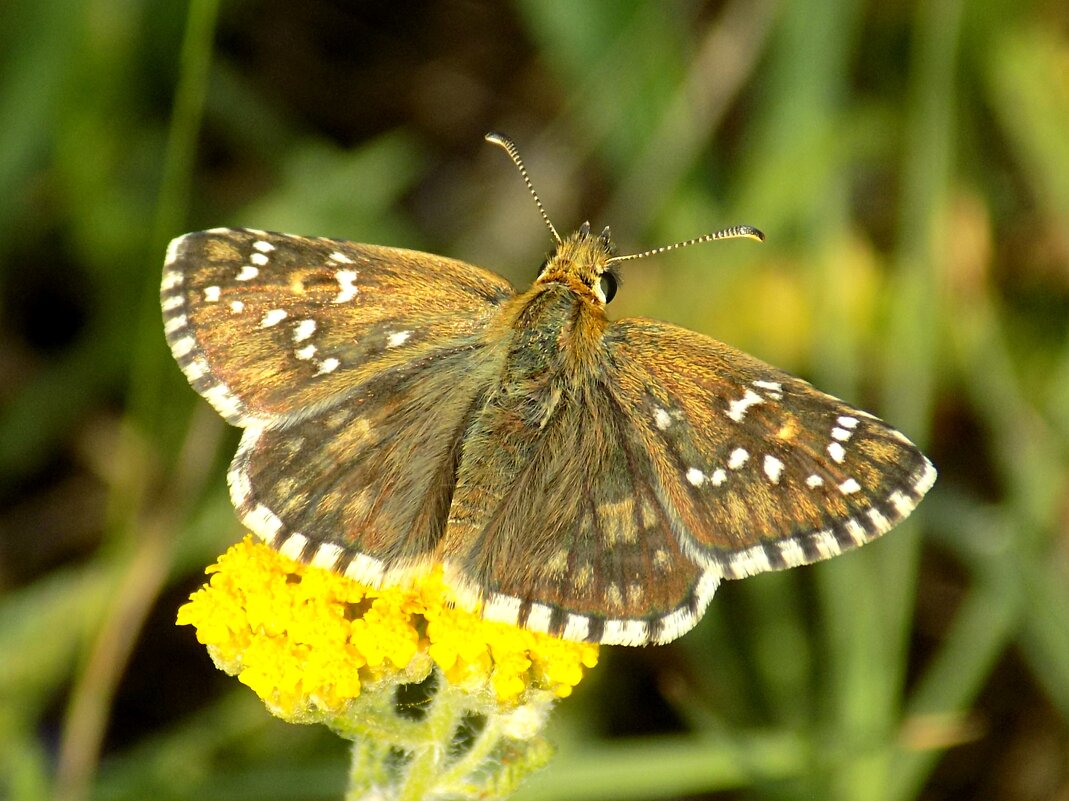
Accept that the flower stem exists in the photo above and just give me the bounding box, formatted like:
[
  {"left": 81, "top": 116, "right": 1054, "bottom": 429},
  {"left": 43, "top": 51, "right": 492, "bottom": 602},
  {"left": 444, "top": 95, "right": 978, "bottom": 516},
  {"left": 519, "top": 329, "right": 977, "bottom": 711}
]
[{"left": 344, "top": 668, "right": 555, "bottom": 801}]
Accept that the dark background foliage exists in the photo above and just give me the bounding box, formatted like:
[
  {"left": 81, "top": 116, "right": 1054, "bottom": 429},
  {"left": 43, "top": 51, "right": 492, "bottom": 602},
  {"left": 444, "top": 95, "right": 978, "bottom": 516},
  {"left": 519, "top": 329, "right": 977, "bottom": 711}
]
[{"left": 2, "top": 1, "right": 1068, "bottom": 800}]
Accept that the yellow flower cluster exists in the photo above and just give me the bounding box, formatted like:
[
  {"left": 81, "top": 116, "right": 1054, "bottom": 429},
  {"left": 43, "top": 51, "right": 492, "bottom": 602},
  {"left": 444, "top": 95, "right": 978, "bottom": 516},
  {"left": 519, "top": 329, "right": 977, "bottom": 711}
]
[{"left": 177, "top": 536, "right": 599, "bottom": 719}]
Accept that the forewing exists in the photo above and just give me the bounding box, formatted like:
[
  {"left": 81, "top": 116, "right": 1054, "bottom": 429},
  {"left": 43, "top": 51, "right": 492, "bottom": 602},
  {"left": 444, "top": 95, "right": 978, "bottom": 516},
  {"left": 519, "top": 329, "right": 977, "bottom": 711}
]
[
  {"left": 441, "top": 380, "right": 715, "bottom": 646},
  {"left": 603, "top": 319, "right": 936, "bottom": 580},
  {"left": 162, "top": 227, "right": 514, "bottom": 580},
  {"left": 161, "top": 228, "right": 513, "bottom": 427}
]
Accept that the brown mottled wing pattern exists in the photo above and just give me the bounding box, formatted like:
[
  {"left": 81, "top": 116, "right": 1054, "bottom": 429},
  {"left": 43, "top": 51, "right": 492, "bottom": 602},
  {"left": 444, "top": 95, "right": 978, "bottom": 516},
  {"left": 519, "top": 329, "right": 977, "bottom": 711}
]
[
  {"left": 162, "top": 228, "right": 513, "bottom": 427},
  {"left": 440, "top": 378, "right": 712, "bottom": 646},
  {"left": 602, "top": 319, "right": 936, "bottom": 582},
  {"left": 439, "top": 313, "right": 934, "bottom": 646},
  {"left": 162, "top": 228, "right": 514, "bottom": 578},
  {"left": 230, "top": 341, "right": 504, "bottom": 580}
]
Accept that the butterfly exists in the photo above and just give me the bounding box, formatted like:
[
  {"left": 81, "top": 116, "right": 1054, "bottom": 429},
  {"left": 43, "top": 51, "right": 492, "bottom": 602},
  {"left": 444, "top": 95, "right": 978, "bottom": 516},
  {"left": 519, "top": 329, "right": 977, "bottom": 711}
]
[{"left": 161, "top": 133, "right": 935, "bottom": 646}]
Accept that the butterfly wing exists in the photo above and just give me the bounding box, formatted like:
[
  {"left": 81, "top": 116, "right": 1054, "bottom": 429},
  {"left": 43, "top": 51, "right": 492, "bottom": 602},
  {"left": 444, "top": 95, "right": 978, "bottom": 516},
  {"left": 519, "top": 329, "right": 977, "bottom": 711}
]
[
  {"left": 230, "top": 341, "right": 505, "bottom": 582},
  {"left": 162, "top": 228, "right": 513, "bottom": 427},
  {"left": 602, "top": 318, "right": 937, "bottom": 582},
  {"left": 440, "top": 373, "right": 714, "bottom": 646},
  {"left": 438, "top": 310, "right": 934, "bottom": 646},
  {"left": 162, "top": 228, "right": 515, "bottom": 579}
]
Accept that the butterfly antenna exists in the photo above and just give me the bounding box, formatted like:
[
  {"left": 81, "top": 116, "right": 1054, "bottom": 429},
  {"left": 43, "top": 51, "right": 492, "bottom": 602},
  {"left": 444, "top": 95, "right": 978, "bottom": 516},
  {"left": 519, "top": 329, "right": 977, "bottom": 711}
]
[
  {"left": 606, "top": 225, "right": 765, "bottom": 266},
  {"left": 485, "top": 132, "right": 561, "bottom": 245}
]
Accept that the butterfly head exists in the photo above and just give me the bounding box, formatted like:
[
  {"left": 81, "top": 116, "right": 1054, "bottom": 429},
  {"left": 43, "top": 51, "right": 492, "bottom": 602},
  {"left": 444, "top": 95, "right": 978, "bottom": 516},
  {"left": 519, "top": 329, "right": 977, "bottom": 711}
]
[{"left": 536, "top": 221, "right": 620, "bottom": 306}]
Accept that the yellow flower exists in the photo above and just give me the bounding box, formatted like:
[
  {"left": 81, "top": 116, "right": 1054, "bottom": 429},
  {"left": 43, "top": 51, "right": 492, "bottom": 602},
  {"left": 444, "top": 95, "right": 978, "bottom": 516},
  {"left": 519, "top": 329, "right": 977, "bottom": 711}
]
[
  {"left": 177, "top": 535, "right": 599, "bottom": 718},
  {"left": 178, "top": 536, "right": 600, "bottom": 799}
]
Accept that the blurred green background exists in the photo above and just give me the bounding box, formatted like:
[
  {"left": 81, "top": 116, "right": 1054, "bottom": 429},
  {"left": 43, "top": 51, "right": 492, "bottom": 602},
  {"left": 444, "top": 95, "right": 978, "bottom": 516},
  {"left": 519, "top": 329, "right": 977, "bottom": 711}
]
[{"left": 2, "top": 1, "right": 1068, "bottom": 799}]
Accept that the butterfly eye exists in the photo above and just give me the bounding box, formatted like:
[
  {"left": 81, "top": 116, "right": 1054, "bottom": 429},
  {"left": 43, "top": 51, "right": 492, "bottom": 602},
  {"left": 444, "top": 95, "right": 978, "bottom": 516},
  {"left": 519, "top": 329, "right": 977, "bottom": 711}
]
[{"left": 599, "top": 272, "right": 618, "bottom": 303}]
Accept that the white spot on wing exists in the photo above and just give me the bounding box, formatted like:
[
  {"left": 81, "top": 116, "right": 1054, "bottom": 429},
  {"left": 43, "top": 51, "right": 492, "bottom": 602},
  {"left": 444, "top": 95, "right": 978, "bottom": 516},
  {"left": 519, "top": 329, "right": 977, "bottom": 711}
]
[
  {"left": 236, "top": 265, "right": 259, "bottom": 281},
  {"left": 202, "top": 383, "right": 245, "bottom": 423},
  {"left": 889, "top": 490, "right": 914, "bottom": 517},
  {"left": 653, "top": 608, "right": 694, "bottom": 644},
  {"left": 602, "top": 619, "right": 649, "bottom": 646},
  {"left": 386, "top": 330, "right": 411, "bottom": 348},
  {"left": 763, "top": 454, "right": 784, "bottom": 484},
  {"left": 316, "top": 357, "right": 340, "bottom": 375},
  {"left": 726, "top": 389, "right": 764, "bottom": 422},
  {"left": 229, "top": 300, "right": 245, "bottom": 314},
  {"left": 845, "top": 518, "right": 868, "bottom": 545},
  {"left": 161, "top": 270, "right": 182, "bottom": 291},
  {"left": 728, "top": 447, "right": 749, "bottom": 470},
  {"left": 253, "top": 240, "right": 276, "bottom": 253},
  {"left": 183, "top": 357, "right": 209, "bottom": 381},
  {"left": 164, "top": 237, "right": 183, "bottom": 266},
  {"left": 228, "top": 463, "right": 252, "bottom": 507},
  {"left": 562, "top": 614, "right": 590, "bottom": 642},
  {"left": 293, "top": 319, "right": 317, "bottom": 342},
  {"left": 295, "top": 344, "right": 317, "bottom": 360},
  {"left": 837, "top": 415, "right": 859, "bottom": 429},
  {"left": 483, "top": 594, "right": 522, "bottom": 626},
  {"left": 525, "top": 604, "right": 553, "bottom": 634},
  {"left": 838, "top": 478, "right": 861, "bottom": 495},
  {"left": 777, "top": 539, "right": 806, "bottom": 567},
  {"left": 753, "top": 379, "right": 784, "bottom": 399},
  {"left": 806, "top": 474, "right": 824, "bottom": 488},
  {"left": 330, "top": 251, "right": 354, "bottom": 264},
  {"left": 711, "top": 468, "right": 727, "bottom": 486},
  {"left": 686, "top": 468, "right": 705, "bottom": 486},
  {"left": 250, "top": 252, "right": 269, "bottom": 266},
  {"left": 332, "top": 269, "right": 359, "bottom": 303},
  {"left": 827, "top": 441, "right": 846, "bottom": 463},
  {"left": 867, "top": 507, "right": 890, "bottom": 533},
  {"left": 260, "top": 308, "right": 288, "bottom": 328},
  {"left": 170, "top": 336, "right": 196, "bottom": 358},
  {"left": 310, "top": 543, "right": 344, "bottom": 570},
  {"left": 242, "top": 503, "right": 284, "bottom": 542},
  {"left": 344, "top": 553, "right": 387, "bottom": 586},
  {"left": 164, "top": 315, "right": 187, "bottom": 334},
  {"left": 915, "top": 460, "right": 938, "bottom": 495},
  {"left": 278, "top": 533, "right": 309, "bottom": 561},
  {"left": 203, "top": 286, "right": 221, "bottom": 302},
  {"left": 728, "top": 545, "right": 772, "bottom": 576},
  {"left": 813, "top": 530, "right": 842, "bottom": 559},
  {"left": 654, "top": 407, "right": 672, "bottom": 430}
]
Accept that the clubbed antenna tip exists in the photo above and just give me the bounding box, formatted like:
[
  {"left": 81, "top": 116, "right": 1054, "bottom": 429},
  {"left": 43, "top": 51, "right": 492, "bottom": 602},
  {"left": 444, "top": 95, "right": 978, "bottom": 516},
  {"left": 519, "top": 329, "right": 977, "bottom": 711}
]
[
  {"left": 607, "top": 224, "right": 765, "bottom": 266},
  {"left": 485, "top": 132, "right": 561, "bottom": 244}
]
